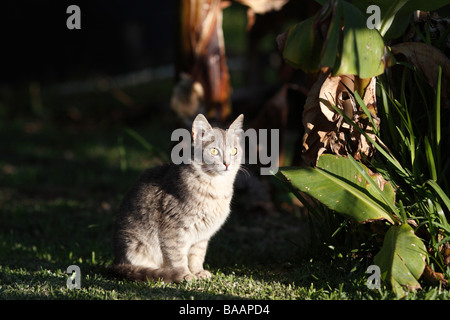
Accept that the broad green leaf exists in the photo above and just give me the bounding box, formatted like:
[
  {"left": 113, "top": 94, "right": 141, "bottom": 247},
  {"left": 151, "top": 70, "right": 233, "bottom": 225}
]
[
  {"left": 318, "top": 154, "right": 396, "bottom": 209},
  {"left": 334, "top": 2, "right": 386, "bottom": 78},
  {"left": 374, "top": 224, "right": 427, "bottom": 298},
  {"left": 282, "top": 15, "right": 323, "bottom": 72},
  {"left": 319, "top": 0, "right": 343, "bottom": 68},
  {"left": 276, "top": 154, "right": 395, "bottom": 224},
  {"left": 346, "top": 154, "right": 398, "bottom": 216}
]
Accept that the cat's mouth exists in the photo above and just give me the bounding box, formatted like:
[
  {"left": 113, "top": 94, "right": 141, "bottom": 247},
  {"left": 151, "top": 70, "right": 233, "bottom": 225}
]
[
  {"left": 218, "top": 163, "right": 232, "bottom": 174},
  {"left": 200, "top": 163, "right": 231, "bottom": 175}
]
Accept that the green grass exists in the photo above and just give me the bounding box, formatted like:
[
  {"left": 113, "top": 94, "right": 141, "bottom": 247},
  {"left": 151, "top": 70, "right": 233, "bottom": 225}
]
[{"left": 1, "top": 117, "right": 449, "bottom": 300}]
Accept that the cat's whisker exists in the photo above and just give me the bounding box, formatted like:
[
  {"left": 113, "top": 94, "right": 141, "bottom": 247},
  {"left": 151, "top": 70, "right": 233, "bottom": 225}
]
[{"left": 238, "top": 166, "right": 251, "bottom": 178}]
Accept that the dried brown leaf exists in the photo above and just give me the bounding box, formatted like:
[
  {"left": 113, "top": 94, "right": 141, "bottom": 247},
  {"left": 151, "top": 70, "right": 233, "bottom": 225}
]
[
  {"left": 302, "top": 73, "right": 379, "bottom": 166},
  {"left": 423, "top": 263, "right": 449, "bottom": 288}
]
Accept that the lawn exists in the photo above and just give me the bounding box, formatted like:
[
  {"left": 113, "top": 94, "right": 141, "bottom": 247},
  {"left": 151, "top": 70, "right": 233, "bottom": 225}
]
[{"left": 1, "top": 115, "right": 449, "bottom": 301}]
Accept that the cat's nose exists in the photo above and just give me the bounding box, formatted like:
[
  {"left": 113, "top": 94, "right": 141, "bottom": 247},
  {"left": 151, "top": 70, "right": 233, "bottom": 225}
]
[{"left": 224, "top": 163, "right": 230, "bottom": 170}]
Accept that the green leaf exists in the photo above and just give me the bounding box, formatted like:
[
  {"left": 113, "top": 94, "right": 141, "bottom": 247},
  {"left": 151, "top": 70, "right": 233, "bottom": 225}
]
[
  {"left": 281, "top": 0, "right": 387, "bottom": 78},
  {"left": 435, "top": 65, "right": 442, "bottom": 180},
  {"left": 354, "top": 90, "right": 379, "bottom": 135},
  {"left": 347, "top": 154, "right": 397, "bottom": 215},
  {"left": 334, "top": 2, "right": 386, "bottom": 78},
  {"left": 378, "top": 0, "right": 409, "bottom": 37},
  {"left": 424, "top": 136, "right": 437, "bottom": 181},
  {"left": 276, "top": 154, "right": 395, "bottom": 224},
  {"left": 374, "top": 224, "right": 427, "bottom": 299},
  {"left": 282, "top": 15, "right": 323, "bottom": 72},
  {"left": 352, "top": 0, "right": 450, "bottom": 40},
  {"left": 319, "top": 0, "right": 343, "bottom": 68},
  {"left": 427, "top": 180, "right": 450, "bottom": 211}
]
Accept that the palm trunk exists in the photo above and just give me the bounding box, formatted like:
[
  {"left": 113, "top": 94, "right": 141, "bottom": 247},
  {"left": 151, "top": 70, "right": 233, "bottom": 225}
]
[{"left": 173, "top": 0, "right": 231, "bottom": 125}]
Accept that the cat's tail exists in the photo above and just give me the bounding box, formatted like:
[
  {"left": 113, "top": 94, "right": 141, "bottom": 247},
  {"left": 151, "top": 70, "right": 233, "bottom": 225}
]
[{"left": 106, "top": 264, "right": 189, "bottom": 283}]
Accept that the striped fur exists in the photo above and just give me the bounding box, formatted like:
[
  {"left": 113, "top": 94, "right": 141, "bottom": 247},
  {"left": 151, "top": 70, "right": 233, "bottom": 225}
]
[{"left": 110, "top": 114, "right": 244, "bottom": 283}]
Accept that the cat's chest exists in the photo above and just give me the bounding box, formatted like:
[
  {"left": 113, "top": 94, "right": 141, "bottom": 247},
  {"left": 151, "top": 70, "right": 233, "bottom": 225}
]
[{"left": 187, "top": 191, "right": 232, "bottom": 239}]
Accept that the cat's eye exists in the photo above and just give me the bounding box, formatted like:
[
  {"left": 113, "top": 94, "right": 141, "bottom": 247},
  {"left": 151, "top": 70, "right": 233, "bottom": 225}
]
[
  {"left": 230, "top": 147, "right": 237, "bottom": 155},
  {"left": 210, "top": 148, "right": 219, "bottom": 156}
]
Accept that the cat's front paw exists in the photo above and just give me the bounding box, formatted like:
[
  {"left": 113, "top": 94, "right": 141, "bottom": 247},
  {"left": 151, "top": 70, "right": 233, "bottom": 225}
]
[
  {"left": 195, "top": 270, "right": 212, "bottom": 279},
  {"left": 179, "top": 273, "right": 197, "bottom": 282},
  {"left": 172, "top": 269, "right": 197, "bottom": 283}
]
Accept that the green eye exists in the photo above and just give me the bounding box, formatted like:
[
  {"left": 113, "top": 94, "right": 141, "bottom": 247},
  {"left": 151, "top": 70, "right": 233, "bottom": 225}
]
[
  {"left": 210, "top": 148, "right": 218, "bottom": 155},
  {"left": 230, "top": 147, "right": 237, "bottom": 155}
]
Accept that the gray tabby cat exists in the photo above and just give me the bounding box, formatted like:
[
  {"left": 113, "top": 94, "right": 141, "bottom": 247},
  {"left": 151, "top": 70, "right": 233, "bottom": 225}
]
[{"left": 110, "top": 113, "right": 244, "bottom": 283}]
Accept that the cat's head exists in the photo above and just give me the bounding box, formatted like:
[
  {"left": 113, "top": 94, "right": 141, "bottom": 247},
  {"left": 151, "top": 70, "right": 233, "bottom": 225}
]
[{"left": 191, "top": 114, "right": 244, "bottom": 176}]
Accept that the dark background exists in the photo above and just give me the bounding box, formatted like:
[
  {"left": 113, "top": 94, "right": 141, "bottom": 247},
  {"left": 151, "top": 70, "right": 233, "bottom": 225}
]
[{"left": 0, "top": 0, "right": 175, "bottom": 85}]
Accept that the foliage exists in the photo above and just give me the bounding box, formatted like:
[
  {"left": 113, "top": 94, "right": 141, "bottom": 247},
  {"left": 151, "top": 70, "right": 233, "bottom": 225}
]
[
  {"left": 376, "top": 62, "right": 450, "bottom": 284},
  {"left": 281, "top": 0, "right": 449, "bottom": 79},
  {"left": 276, "top": 0, "right": 450, "bottom": 298},
  {"left": 277, "top": 152, "right": 430, "bottom": 298},
  {"left": 277, "top": 155, "right": 396, "bottom": 224},
  {"left": 278, "top": 76, "right": 449, "bottom": 297},
  {"left": 374, "top": 224, "right": 426, "bottom": 295},
  {"left": 281, "top": 0, "right": 387, "bottom": 78}
]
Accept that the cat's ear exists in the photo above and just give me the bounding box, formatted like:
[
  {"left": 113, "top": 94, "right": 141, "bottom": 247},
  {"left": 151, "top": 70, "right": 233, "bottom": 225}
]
[
  {"left": 229, "top": 114, "right": 244, "bottom": 131},
  {"left": 192, "top": 114, "right": 212, "bottom": 140}
]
